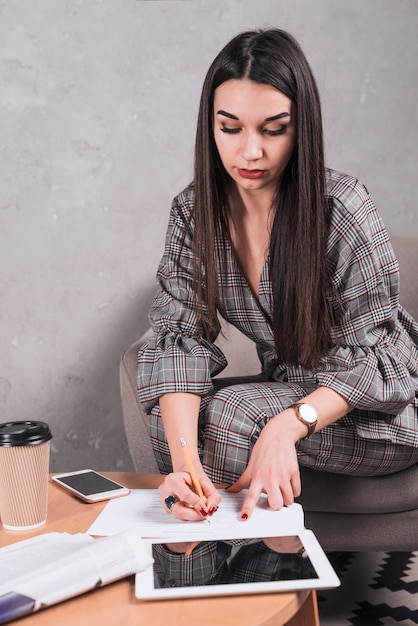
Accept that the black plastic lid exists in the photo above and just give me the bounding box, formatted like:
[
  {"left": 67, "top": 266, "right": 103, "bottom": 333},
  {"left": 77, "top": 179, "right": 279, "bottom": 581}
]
[{"left": 0, "top": 421, "right": 53, "bottom": 447}]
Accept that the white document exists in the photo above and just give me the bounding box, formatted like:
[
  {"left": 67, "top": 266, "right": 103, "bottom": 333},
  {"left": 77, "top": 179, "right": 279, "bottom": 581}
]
[{"left": 87, "top": 489, "right": 304, "bottom": 539}]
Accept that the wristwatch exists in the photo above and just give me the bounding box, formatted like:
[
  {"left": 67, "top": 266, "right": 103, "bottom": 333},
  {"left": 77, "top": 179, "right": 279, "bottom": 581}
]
[{"left": 289, "top": 402, "right": 318, "bottom": 439}]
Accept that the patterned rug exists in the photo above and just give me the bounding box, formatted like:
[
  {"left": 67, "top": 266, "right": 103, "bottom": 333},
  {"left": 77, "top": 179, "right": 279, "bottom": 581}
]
[{"left": 318, "top": 552, "right": 418, "bottom": 625}]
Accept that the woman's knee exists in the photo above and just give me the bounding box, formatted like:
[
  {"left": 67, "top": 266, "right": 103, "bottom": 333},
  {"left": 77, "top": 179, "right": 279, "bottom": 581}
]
[
  {"left": 206, "top": 384, "right": 267, "bottom": 434},
  {"left": 206, "top": 381, "right": 304, "bottom": 430}
]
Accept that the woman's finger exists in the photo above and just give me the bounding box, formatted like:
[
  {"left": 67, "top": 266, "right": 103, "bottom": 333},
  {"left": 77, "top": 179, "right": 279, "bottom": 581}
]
[
  {"left": 158, "top": 471, "right": 220, "bottom": 519},
  {"left": 169, "top": 499, "right": 209, "bottom": 521}
]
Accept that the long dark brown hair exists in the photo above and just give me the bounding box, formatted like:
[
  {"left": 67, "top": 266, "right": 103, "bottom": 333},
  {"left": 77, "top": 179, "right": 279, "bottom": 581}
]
[{"left": 193, "top": 29, "right": 332, "bottom": 368}]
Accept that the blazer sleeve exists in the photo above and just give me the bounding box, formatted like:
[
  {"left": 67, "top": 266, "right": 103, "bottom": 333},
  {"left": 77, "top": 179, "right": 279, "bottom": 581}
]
[
  {"left": 313, "top": 178, "right": 418, "bottom": 414},
  {"left": 137, "top": 188, "right": 227, "bottom": 411}
]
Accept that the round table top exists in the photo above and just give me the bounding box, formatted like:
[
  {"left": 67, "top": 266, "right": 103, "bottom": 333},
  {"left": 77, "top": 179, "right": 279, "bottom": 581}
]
[{"left": 0, "top": 472, "right": 316, "bottom": 626}]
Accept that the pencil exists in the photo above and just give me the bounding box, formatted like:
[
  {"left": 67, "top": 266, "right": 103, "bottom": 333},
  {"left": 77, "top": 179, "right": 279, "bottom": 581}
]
[
  {"left": 179, "top": 437, "right": 206, "bottom": 504},
  {"left": 185, "top": 541, "right": 201, "bottom": 556},
  {"left": 180, "top": 437, "right": 209, "bottom": 554}
]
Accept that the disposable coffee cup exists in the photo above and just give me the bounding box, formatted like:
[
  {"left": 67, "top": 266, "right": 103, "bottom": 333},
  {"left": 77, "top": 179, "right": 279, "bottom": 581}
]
[{"left": 0, "top": 421, "right": 53, "bottom": 530}]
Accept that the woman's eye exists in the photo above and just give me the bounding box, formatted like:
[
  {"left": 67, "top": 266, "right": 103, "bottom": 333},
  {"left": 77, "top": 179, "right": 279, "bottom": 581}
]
[
  {"left": 264, "top": 127, "right": 286, "bottom": 136},
  {"left": 220, "top": 126, "right": 241, "bottom": 134}
]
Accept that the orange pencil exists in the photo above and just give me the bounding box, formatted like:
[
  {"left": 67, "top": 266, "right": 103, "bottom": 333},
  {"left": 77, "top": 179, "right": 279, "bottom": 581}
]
[
  {"left": 179, "top": 437, "right": 206, "bottom": 504},
  {"left": 180, "top": 437, "right": 208, "bottom": 554}
]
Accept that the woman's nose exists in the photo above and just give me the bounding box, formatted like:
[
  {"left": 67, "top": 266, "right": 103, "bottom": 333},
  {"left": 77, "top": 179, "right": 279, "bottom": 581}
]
[{"left": 241, "top": 131, "right": 263, "bottom": 161}]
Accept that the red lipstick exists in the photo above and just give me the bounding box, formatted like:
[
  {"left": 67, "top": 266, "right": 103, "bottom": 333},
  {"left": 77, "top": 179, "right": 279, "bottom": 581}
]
[{"left": 237, "top": 169, "right": 266, "bottom": 179}]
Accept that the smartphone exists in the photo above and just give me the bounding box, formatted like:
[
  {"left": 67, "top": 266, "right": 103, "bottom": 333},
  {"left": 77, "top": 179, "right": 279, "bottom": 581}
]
[{"left": 51, "top": 469, "right": 130, "bottom": 503}]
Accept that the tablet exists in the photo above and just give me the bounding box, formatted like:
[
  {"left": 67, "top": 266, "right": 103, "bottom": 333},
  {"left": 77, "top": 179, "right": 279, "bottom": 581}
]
[{"left": 135, "top": 529, "right": 340, "bottom": 600}]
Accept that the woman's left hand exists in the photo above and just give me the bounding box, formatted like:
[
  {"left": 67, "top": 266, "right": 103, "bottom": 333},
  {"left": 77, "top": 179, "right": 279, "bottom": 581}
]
[{"left": 226, "top": 410, "right": 303, "bottom": 519}]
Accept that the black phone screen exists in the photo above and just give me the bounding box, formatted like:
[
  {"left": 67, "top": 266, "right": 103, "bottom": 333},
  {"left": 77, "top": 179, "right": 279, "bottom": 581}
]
[{"left": 57, "top": 472, "right": 123, "bottom": 495}]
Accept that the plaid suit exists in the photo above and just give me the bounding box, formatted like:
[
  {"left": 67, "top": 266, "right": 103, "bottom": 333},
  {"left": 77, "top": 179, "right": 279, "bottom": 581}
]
[{"left": 137, "top": 169, "right": 418, "bottom": 479}]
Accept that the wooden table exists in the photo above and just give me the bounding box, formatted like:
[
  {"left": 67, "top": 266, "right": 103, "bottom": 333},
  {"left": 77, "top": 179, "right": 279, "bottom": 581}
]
[{"left": 0, "top": 472, "right": 320, "bottom": 626}]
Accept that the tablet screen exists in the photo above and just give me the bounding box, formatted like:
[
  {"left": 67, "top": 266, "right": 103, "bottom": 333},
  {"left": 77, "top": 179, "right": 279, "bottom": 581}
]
[{"left": 136, "top": 530, "right": 340, "bottom": 600}]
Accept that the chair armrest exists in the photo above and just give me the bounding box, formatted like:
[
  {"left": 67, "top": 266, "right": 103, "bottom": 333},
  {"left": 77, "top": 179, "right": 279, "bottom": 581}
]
[
  {"left": 391, "top": 235, "right": 418, "bottom": 320},
  {"left": 120, "top": 331, "right": 159, "bottom": 473}
]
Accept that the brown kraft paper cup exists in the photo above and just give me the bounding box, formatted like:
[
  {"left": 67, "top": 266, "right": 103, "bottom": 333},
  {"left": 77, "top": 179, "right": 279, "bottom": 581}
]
[{"left": 0, "top": 421, "right": 53, "bottom": 530}]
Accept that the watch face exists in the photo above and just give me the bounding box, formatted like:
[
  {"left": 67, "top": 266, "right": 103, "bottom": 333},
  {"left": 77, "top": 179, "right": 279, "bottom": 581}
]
[{"left": 298, "top": 403, "right": 317, "bottom": 423}]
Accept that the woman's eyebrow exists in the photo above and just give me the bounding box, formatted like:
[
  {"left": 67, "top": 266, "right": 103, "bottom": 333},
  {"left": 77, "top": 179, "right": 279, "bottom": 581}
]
[
  {"left": 265, "top": 112, "right": 291, "bottom": 122},
  {"left": 216, "top": 110, "right": 291, "bottom": 121},
  {"left": 216, "top": 109, "right": 239, "bottom": 120}
]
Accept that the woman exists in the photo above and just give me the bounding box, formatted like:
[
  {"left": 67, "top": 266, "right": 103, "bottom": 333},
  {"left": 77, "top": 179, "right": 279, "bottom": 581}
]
[{"left": 137, "top": 29, "right": 418, "bottom": 526}]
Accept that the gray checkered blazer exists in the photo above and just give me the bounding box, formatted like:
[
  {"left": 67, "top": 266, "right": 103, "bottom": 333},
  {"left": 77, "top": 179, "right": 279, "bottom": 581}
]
[{"left": 138, "top": 169, "right": 418, "bottom": 450}]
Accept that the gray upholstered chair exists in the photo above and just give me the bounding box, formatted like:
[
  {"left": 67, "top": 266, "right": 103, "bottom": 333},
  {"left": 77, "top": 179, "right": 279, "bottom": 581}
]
[{"left": 120, "top": 235, "right": 418, "bottom": 551}]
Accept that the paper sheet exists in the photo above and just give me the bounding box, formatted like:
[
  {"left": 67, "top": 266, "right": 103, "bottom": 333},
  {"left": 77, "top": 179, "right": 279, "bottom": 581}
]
[{"left": 87, "top": 489, "right": 304, "bottom": 539}]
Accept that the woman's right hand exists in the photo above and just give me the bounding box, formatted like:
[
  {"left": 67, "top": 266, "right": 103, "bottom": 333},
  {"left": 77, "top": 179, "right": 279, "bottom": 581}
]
[{"left": 158, "top": 470, "right": 222, "bottom": 521}]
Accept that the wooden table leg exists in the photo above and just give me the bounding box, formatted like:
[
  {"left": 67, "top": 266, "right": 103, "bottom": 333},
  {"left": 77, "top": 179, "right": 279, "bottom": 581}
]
[{"left": 285, "top": 590, "right": 320, "bottom": 626}]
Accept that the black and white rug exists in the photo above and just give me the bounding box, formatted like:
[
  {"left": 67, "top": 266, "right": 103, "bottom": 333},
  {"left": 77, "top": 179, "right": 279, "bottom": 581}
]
[{"left": 318, "top": 552, "right": 418, "bottom": 625}]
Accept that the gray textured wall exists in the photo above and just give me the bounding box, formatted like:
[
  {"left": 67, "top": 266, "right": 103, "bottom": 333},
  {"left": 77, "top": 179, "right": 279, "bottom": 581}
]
[{"left": 1, "top": 0, "right": 417, "bottom": 472}]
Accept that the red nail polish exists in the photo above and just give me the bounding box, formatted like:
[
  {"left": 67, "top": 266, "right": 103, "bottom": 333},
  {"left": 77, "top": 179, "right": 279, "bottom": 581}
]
[
  {"left": 208, "top": 506, "right": 217, "bottom": 516},
  {"left": 199, "top": 507, "right": 208, "bottom": 516},
  {"left": 241, "top": 513, "right": 248, "bottom": 520}
]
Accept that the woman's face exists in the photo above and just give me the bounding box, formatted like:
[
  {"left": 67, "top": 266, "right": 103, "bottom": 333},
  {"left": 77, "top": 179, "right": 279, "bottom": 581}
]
[{"left": 213, "top": 79, "right": 297, "bottom": 201}]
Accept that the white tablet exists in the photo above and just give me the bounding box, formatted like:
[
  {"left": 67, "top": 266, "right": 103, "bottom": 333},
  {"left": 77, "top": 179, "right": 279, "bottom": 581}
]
[{"left": 135, "top": 529, "right": 340, "bottom": 600}]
